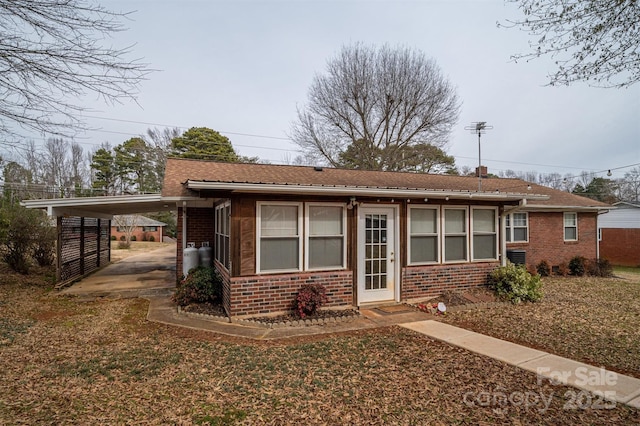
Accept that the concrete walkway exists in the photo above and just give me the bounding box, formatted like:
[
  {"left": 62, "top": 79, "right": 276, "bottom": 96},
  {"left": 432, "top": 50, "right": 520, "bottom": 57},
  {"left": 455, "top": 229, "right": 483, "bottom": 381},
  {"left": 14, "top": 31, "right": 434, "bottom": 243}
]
[
  {"left": 61, "top": 244, "right": 176, "bottom": 300},
  {"left": 401, "top": 320, "right": 640, "bottom": 409}
]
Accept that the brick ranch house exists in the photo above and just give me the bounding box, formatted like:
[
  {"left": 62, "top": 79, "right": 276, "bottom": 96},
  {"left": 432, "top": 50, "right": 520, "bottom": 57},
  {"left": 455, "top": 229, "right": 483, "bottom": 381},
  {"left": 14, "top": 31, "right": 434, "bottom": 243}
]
[
  {"left": 111, "top": 215, "right": 166, "bottom": 242},
  {"left": 162, "top": 158, "right": 609, "bottom": 317},
  {"left": 598, "top": 202, "right": 640, "bottom": 267}
]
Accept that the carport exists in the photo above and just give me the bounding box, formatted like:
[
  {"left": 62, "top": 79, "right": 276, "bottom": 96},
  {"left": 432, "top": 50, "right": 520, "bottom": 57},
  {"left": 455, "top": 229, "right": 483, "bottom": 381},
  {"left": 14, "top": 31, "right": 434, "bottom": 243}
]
[{"left": 22, "top": 194, "right": 183, "bottom": 286}]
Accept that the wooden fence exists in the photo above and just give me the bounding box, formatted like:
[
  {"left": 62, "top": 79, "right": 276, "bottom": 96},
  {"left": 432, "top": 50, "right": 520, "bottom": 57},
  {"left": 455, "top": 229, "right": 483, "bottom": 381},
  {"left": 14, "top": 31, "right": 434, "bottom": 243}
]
[{"left": 57, "top": 216, "right": 111, "bottom": 284}]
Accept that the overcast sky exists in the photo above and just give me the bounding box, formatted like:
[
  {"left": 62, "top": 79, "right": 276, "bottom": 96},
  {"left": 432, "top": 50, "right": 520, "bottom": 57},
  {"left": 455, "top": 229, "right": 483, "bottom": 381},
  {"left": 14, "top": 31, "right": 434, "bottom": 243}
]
[{"left": 16, "top": 0, "right": 640, "bottom": 180}]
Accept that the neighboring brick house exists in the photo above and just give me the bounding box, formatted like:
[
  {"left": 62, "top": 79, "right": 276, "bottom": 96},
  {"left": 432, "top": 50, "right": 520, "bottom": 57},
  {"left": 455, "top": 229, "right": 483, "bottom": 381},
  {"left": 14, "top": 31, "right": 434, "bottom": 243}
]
[
  {"left": 111, "top": 215, "right": 166, "bottom": 243},
  {"left": 598, "top": 202, "right": 640, "bottom": 267},
  {"left": 162, "top": 158, "right": 609, "bottom": 317}
]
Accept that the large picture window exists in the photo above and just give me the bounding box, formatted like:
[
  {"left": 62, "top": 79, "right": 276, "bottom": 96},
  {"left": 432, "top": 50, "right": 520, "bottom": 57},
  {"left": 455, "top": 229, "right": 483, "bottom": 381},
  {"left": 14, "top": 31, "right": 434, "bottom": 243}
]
[
  {"left": 258, "top": 203, "right": 302, "bottom": 272},
  {"left": 505, "top": 212, "right": 528, "bottom": 242},
  {"left": 472, "top": 207, "right": 498, "bottom": 260},
  {"left": 215, "top": 201, "right": 230, "bottom": 269},
  {"left": 443, "top": 208, "right": 467, "bottom": 262},
  {"left": 306, "top": 204, "right": 346, "bottom": 270},
  {"left": 564, "top": 212, "right": 578, "bottom": 241},
  {"left": 409, "top": 207, "right": 439, "bottom": 264}
]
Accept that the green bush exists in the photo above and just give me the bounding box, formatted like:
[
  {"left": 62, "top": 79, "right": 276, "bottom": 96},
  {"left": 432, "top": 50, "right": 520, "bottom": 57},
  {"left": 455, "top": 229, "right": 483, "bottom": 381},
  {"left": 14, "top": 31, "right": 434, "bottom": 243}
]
[
  {"left": 489, "top": 263, "right": 543, "bottom": 304},
  {"left": 569, "top": 256, "right": 587, "bottom": 276},
  {"left": 149, "top": 236, "right": 155, "bottom": 242},
  {"left": 119, "top": 235, "right": 126, "bottom": 241},
  {"left": 536, "top": 260, "right": 551, "bottom": 277},
  {"left": 0, "top": 205, "right": 54, "bottom": 274},
  {"left": 294, "top": 284, "right": 328, "bottom": 318},
  {"left": 172, "top": 266, "right": 222, "bottom": 307},
  {"left": 130, "top": 235, "right": 137, "bottom": 241},
  {"left": 31, "top": 217, "right": 56, "bottom": 267},
  {"left": 110, "top": 235, "right": 117, "bottom": 241}
]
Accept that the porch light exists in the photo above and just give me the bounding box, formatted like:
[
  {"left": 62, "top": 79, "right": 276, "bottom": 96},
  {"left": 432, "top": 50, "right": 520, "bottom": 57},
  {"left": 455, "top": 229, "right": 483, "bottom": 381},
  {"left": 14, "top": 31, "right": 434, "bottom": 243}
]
[{"left": 347, "top": 196, "right": 358, "bottom": 210}]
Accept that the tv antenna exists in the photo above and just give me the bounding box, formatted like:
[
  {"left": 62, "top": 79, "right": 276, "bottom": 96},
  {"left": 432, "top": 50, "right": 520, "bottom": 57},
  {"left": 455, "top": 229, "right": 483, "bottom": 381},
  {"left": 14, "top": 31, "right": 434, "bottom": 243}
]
[{"left": 464, "top": 121, "right": 493, "bottom": 191}]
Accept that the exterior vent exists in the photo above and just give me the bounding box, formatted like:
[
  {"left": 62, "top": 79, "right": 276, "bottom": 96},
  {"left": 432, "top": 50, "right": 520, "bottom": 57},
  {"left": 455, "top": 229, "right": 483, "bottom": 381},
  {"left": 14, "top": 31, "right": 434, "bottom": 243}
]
[
  {"left": 506, "top": 250, "right": 526, "bottom": 265},
  {"left": 314, "top": 166, "right": 323, "bottom": 172}
]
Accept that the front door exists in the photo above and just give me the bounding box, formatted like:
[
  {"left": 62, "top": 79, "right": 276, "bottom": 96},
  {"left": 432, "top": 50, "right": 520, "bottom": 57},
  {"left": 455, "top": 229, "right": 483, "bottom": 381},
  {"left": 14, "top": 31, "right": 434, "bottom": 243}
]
[{"left": 357, "top": 206, "right": 397, "bottom": 305}]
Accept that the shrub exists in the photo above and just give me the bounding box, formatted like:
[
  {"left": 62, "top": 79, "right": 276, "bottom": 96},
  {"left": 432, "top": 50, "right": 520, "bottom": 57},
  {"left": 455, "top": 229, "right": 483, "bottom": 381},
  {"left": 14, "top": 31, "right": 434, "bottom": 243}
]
[
  {"left": 130, "top": 235, "right": 137, "bottom": 241},
  {"left": 172, "top": 266, "right": 222, "bottom": 307},
  {"left": 119, "top": 235, "right": 126, "bottom": 241},
  {"left": 0, "top": 205, "right": 48, "bottom": 274},
  {"left": 586, "top": 258, "right": 613, "bottom": 277},
  {"left": 294, "top": 284, "right": 328, "bottom": 318},
  {"left": 488, "top": 262, "right": 543, "bottom": 304},
  {"left": 31, "top": 218, "right": 56, "bottom": 267},
  {"left": 117, "top": 240, "right": 130, "bottom": 249},
  {"left": 536, "top": 260, "right": 551, "bottom": 277},
  {"left": 569, "top": 256, "right": 587, "bottom": 276},
  {"left": 149, "top": 236, "right": 155, "bottom": 242},
  {"left": 110, "top": 235, "right": 117, "bottom": 241}
]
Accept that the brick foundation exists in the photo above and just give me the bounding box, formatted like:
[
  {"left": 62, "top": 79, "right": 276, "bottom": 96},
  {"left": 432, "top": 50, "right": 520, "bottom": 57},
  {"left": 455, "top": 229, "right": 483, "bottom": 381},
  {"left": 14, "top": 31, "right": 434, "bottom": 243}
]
[
  {"left": 401, "top": 262, "right": 497, "bottom": 302},
  {"left": 228, "top": 270, "right": 353, "bottom": 317}
]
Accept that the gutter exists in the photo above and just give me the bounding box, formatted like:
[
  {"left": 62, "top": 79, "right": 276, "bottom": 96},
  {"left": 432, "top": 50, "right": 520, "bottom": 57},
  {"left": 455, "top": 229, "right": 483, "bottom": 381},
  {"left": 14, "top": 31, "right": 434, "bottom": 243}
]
[{"left": 500, "top": 199, "right": 527, "bottom": 267}]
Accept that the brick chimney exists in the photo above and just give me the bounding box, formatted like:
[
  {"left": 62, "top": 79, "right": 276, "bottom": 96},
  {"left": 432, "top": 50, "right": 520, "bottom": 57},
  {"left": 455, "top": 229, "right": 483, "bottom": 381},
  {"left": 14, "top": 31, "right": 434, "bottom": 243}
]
[{"left": 475, "top": 165, "right": 488, "bottom": 178}]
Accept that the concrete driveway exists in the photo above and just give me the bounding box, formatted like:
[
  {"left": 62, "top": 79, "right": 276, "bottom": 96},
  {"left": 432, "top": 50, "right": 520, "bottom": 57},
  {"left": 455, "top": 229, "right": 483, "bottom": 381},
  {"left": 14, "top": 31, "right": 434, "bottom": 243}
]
[{"left": 61, "top": 243, "right": 176, "bottom": 299}]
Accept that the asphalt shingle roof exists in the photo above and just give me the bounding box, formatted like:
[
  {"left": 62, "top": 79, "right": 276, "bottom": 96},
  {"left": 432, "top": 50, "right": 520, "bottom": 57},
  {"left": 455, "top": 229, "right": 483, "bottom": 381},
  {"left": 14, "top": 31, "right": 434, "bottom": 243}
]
[{"left": 162, "top": 158, "right": 609, "bottom": 209}]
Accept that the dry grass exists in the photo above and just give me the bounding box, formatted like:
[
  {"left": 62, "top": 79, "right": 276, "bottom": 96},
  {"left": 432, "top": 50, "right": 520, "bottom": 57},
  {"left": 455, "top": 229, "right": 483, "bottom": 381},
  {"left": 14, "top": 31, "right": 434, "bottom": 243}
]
[
  {"left": 109, "top": 241, "right": 175, "bottom": 262},
  {"left": 442, "top": 271, "right": 640, "bottom": 378},
  {"left": 1, "top": 269, "right": 639, "bottom": 424}
]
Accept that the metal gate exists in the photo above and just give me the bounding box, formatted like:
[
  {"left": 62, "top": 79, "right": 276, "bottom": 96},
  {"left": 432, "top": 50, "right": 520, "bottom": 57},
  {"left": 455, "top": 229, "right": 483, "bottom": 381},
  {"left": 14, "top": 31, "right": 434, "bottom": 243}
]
[{"left": 57, "top": 216, "right": 110, "bottom": 284}]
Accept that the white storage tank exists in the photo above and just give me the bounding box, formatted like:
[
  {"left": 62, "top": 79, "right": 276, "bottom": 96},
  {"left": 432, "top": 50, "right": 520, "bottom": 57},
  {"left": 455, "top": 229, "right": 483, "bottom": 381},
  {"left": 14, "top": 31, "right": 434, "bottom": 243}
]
[
  {"left": 199, "top": 241, "right": 212, "bottom": 267},
  {"left": 183, "top": 242, "right": 199, "bottom": 276}
]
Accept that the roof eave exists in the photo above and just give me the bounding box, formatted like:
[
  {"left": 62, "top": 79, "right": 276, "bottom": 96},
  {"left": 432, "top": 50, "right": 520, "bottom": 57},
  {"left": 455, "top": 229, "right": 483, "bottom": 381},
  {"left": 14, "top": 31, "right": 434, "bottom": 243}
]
[
  {"left": 185, "top": 180, "right": 549, "bottom": 202},
  {"left": 524, "top": 204, "right": 610, "bottom": 212}
]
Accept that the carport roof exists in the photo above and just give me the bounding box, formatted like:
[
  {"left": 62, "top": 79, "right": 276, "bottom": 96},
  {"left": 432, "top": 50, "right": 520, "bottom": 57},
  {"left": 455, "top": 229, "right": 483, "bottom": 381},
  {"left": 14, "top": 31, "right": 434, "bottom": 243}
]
[{"left": 22, "top": 194, "right": 178, "bottom": 219}]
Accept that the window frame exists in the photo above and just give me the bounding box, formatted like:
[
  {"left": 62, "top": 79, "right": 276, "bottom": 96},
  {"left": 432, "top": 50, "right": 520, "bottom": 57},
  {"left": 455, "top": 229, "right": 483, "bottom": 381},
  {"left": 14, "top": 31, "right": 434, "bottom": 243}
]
[
  {"left": 142, "top": 226, "right": 158, "bottom": 232},
  {"left": 304, "top": 203, "right": 347, "bottom": 271},
  {"left": 442, "top": 207, "right": 469, "bottom": 263},
  {"left": 505, "top": 212, "right": 529, "bottom": 243},
  {"left": 564, "top": 212, "right": 578, "bottom": 241},
  {"left": 215, "top": 200, "right": 231, "bottom": 271},
  {"left": 471, "top": 206, "right": 499, "bottom": 261},
  {"left": 256, "top": 201, "right": 303, "bottom": 274},
  {"left": 407, "top": 206, "right": 440, "bottom": 265}
]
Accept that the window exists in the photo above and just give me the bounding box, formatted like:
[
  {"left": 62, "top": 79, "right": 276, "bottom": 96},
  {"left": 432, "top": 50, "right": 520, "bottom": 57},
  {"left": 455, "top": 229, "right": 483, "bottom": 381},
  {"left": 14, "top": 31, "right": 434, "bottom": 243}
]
[
  {"left": 505, "top": 212, "right": 528, "bottom": 242},
  {"left": 409, "top": 207, "right": 439, "bottom": 264},
  {"left": 142, "top": 226, "right": 158, "bottom": 232},
  {"left": 472, "top": 208, "right": 498, "bottom": 260},
  {"left": 215, "top": 201, "right": 231, "bottom": 269},
  {"left": 443, "top": 208, "right": 467, "bottom": 262},
  {"left": 564, "top": 212, "right": 578, "bottom": 241},
  {"left": 306, "top": 204, "right": 346, "bottom": 270},
  {"left": 257, "top": 203, "right": 302, "bottom": 272}
]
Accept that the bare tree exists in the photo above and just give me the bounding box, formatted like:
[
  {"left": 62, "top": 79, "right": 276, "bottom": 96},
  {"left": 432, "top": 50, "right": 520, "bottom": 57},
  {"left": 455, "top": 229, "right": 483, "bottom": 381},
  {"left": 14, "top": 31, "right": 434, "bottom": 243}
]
[
  {"left": 0, "top": 0, "right": 151, "bottom": 140},
  {"left": 291, "top": 44, "right": 460, "bottom": 171},
  {"left": 503, "top": 0, "right": 640, "bottom": 88},
  {"left": 113, "top": 214, "right": 140, "bottom": 249},
  {"left": 617, "top": 167, "right": 640, "bottom": 203}
]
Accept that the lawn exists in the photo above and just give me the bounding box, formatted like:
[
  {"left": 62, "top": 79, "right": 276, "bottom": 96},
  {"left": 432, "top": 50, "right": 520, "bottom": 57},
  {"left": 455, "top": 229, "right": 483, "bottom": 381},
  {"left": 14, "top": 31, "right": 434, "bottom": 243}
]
[
  {"left": 442, "top": 270, "right": 640, "bottom": 379},
  {"left": 1, "top": 267, "right": 639, "bottom": 424}
]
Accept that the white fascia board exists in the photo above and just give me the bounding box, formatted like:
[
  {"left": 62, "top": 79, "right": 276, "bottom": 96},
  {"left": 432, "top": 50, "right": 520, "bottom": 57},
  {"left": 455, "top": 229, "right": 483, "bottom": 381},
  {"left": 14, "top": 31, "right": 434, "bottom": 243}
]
[
  {"left": 21, "top": 194, "right": 163, "bottom": 210},
  {"left": 524, "top": 205, "right": 610, "bottom": 212},
  {"left": 185, "top": 180, "right": 549, "bottom": 202}
]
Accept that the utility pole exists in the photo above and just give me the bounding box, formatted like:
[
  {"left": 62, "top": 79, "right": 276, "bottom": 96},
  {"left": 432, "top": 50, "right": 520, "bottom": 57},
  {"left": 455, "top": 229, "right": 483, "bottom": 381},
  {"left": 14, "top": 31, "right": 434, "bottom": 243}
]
[{"left": 465, "top": 121, "right": 493, "bottom": 191}]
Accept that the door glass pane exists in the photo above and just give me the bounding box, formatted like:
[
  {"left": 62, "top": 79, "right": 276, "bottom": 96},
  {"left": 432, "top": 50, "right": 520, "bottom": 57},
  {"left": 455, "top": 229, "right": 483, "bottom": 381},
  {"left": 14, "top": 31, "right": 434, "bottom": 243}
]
[{"left": 364, "top": 213, "right": 387, "bottom": 290}]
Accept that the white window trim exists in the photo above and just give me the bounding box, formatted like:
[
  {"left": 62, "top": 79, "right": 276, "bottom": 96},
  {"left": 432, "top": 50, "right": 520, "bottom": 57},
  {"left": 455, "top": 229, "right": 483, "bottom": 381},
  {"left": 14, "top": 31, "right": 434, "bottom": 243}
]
[
  {"left": 256, "top": 201, "right": 303, "bottom": 274},
  {"left": 471, "top": 206, "right": 499, "bottom": 261},
  {"left": 215, "top": 200, "right": 231, "bottom": 270},
  {"left": 564, "top": 212, "right": 578, "bottom": 241},
  {"left": 304, "top": 202, "right": 347, "bottom": 271},
  {"left": 407, "top": 206, "right": 440, "bottom": 265},
  {"left": 442, "top": 206, "right": 469, "bottom": 263},
  {"left": 506, "top": 212, "right": 529, "bottom": 243}
]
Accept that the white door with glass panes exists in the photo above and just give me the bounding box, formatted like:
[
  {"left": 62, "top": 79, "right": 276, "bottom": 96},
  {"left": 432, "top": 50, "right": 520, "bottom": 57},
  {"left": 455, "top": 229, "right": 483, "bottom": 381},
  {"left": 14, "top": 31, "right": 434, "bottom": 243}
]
[{"left": 357, "top": 206, "right": 397, "bottom": 304}]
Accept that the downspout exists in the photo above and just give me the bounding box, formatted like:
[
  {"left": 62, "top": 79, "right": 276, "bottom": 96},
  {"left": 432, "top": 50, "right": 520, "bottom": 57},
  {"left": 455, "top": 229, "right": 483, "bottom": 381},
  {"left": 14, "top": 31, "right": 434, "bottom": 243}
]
[
  {"left": 596, "top": 209, "right": 610, "bottom": 260},
  {"left": 500, "top": 199, "right": 527, "bottom": 266},
  {"left": 182, "top": 201, "right": 187, "bottom": 252}
]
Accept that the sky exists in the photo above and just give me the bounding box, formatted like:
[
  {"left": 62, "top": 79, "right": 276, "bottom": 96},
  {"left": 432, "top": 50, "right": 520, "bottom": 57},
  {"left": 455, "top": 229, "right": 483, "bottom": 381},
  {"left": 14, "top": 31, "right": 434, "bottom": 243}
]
[{"left": 10, "top": 0, "right": 640, "bottom": 181}]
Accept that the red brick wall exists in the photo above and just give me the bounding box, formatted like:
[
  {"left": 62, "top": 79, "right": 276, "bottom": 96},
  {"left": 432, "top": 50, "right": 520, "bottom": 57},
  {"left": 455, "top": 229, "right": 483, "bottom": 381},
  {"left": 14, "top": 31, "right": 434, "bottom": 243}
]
[
  {"left": 507, "top": 212, "right": 598, "bottom": 269},
  {"left": 111, "top": 227, "right": 163, "bottom": 243},
  {"left": 228, "top": 270, "right": 353, "bottom": 317},
  {"left": 600, "top": 228, "right": 640, "bottom": 267},
  {"left": 401, "top": 262, "right": 497, "bottom": 302},
  {"left": 176, "top": 207, "right": 215, "bottom": 279}
]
